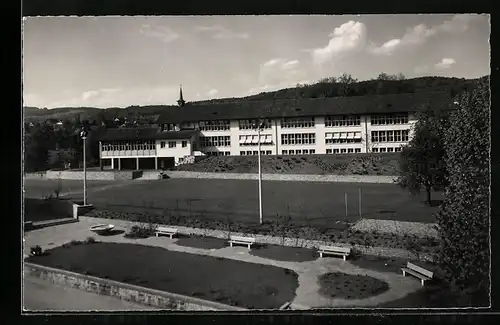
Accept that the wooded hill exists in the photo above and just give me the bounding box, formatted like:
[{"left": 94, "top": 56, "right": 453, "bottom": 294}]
[{"left": 24, "top": 75, "right": 486, "bottom": 122}]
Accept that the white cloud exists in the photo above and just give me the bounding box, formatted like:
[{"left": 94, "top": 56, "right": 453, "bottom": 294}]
[
  {"left": 140, "top": 24, "right": 180, "bottom": 43},
  {"left": 370, "top": 14, "right": 481, "bottom": 56},
  {"left": 195, "top": 25, "right": 249, "bottom": 39},
  {"left": 206, "top": 89, "right": 219, "bottom": 97},
  {"left": 370, "top": 24, "right": 435, "bottom": 55},
  {"left": 414, "top": 65, "right": 430, "bottom": 74},
  {"left": 435, "top": 58, "right": 456, "bottom": 70},
  {"left": 309, "top": 21, "right": 367, "bottom": 65},
  {"left": 258, "top": 58, "right": 305, "bottom": 86}
]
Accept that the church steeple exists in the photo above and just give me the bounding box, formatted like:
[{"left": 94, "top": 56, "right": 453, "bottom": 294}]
[{"left": 177, "top": 84, "right": 186, "bottom": 107}]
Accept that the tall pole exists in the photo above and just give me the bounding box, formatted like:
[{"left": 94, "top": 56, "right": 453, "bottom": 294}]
[
  {"left": 344, "top": 192, "right": 348, "bottom": 218},
  {"left": 83, "top": 136, "right": 87, "bottom": 206},
  {"left": 358, "top": 188, "right": 362, "bottom": 217},
  {"left": 257, "top": 126, "right": 263, "bottom": 225}
]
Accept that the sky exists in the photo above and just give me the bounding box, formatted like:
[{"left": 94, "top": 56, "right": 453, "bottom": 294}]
[{"left": 22, "top": 14, "right": 490, "bottom": 109}]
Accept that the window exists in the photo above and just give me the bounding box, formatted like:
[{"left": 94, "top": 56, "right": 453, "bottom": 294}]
[
  {"left": 246, "top": 151, "right": 252, "bottom": 155},
  {"left": 371, "top": 113, "right": 409, "bottom": 125},
  {"left": 395, "top": 147, "right": 402, "bottom": 152},
  {"left": 296, "top": 149, "right": 302, "bottom": 155},
  {"left": 372, "top": 148, "right": 379, "bottom": 153},
  {"left": 371, "top": 130, "right": 409, "bottom": 143},
  {"left": 281, "top": 133, "right": 316, "bottom": 145},
  {"left": 282, "top": 150, "right": 288, "bottom": 155},
  {"left": 303, "top": 149, "right": 309, "bottom": 154},
  {"left": 238, "top": 119, "right": 272, "bottom": 130},
  {"left": 266, "top": 150, "right": 272, "bottom": 155},
  {"left": 340, "top": 148, "right": 347, "bottom": 154},
  {"left": 326, "top": 149, "right": 332, "bottom": 154},
  {"left": 325, "top": 131, "right": 362, "bottom": 144},
  {"left": 387, "top": 147, "right": 394, "bottom": 152},
  {"left": 355, "top": 148, "right": 361, "bottom": 153},
  {"left": 199, "top": 136, "right": 231, "bottom": 147},
  {"left": 239, "top": 134, "right": 273, "bottom": 146},
  {"left": 387, "top": 131, "right": 394, "bottom": 142},
  {"left": 198, "top": 120, "right": 230, "bottom": 131},
  {"left": 280, "top": 117, "right": 315, "bottom": 128},
  {"left": 168, "top": 141, "right": 176, "bottom": 148},
  {"left": 380, "top": 147, "right": 387, "bottom": 153},
  {"left": 160, "top": 141, "right": 166, "bottom": 148},
  {"left": 224, "top": 152, "right": 230, "bottom": 156},
  {"left": 253, "top": 151, "right": 258, "bottom": 155},
  {"left": 289, "top": 150, "right": 295, "bottom": 155},
  {"left": 182, "top": 141, "right": 188, "bottom": 148},
  {"left": 325, "top": 115, "right": 361, "bottom": 127},
  {"left": 310, "top": 149, "right": 315, "bottom": 154},
  {"left": 240, "top": 151, "right": 246, "bottom": 155},
  {"left": 348, "top": 148, "right": 354, "bottom": 153}
]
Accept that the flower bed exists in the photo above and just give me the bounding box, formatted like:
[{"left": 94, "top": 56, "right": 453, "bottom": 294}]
[{"left": 86, "top": 209, "right": 439, "bottom": 256}]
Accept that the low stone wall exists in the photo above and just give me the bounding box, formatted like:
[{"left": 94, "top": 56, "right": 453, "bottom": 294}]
[
  {"left": 43, "top": 171, "right": 136, "bottom": 181},
  {"left": 24, "top": 262, "right": 245, "bottom": 311},
  {"left": 165, "top": 171, "right": 398, "bottom": 184},
  {"left": 24, "top": 172, "right": 47, "bottom": 180}
]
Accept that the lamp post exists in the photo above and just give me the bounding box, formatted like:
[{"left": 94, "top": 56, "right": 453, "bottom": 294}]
[
  {"left": 80, "top": 128, "right": 88, "bottom": 206},
  {"left": 253, "top": 120, "right": 265, "bottom": 225}
]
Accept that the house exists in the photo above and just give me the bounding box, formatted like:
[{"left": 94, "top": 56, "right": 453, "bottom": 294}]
[{"left": 97, "top": 86, "right": 453, "bottom": 170}]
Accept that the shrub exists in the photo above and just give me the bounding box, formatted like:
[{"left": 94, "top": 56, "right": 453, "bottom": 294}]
[
  {"left": 124, "top": 224, "right": 156, "bottom": 239},
  {"left": 30, "top": 245, "right": 43, "bottom": 256},
  {"left": 85, "top": 236, "right": 96, "bottom": 244}
]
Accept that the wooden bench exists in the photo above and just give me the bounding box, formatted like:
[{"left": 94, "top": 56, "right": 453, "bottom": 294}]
[
  {"left": 155, "top": 226, "right": 178, "bottom": 239},
  {"left": 401, "top": 261, "right": 433, "bottom": 286},
  {"left": 228, "top": 235, "right": 255, "bottom": 249},
  {"left": 318, "top": 245, "right": 351, "bottom": 261}
]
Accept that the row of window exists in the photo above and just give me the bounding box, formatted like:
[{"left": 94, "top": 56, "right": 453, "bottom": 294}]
[
  {"left": 240, "top": 150, "right": 273, "bottom": 156},
  {"left": 326, "top": 148, "right": 362, "bottom": 154},
  {"left": 239, "top": 134, "right": 273, "bottom": 146},
  {"left": 160, "top": 140, "right": 188, "bottom": 149},
  {"left": 199, "top": 136, "right": 231, "bottom": 147},
  {"left": 205, "top": 151, "right": 231, "bottom": 156},
  {"left": 371, "top": 130, "right": 409, "bottom": 143},
  {"left": 238, "top": 119, "right": 272, "bottom": 130},
  {"left": 281, "top": 133, "right": 316, "bottom": 145},
  {"left": 282, "top": 149, "right": 316, "bottom": 155},
  {"left": 325, "top": 115, "right": 361, "bottom": 127},
  {"left": 326, "top": 139, "right": 362, "bottom": 144},
  {"left": 372, "top": 147, "right": 402, "bottom": 153},
  {"left": 325, "top": 131, "right": 362, "bottom": 139},
  {"left": 370, "top": 114, "right": 409, "bottom": 125},
  {"left": 280, "top": 117, "right": 315, "bottom": 128},
  {"left": 102, "top": 141, "right": 156, "bottom": 151},
  {"left": 198, "top": 120, "right": 231, "bottom": 131}
]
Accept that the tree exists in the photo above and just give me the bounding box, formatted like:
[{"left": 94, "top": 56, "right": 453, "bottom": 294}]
[
  {"left": 436, "top": 78, "right": 490, "bottom": 305},
  {"left": 337, "top": 73, "right": 358, "bottom": 96},
  {"left": 396, "top": 103, "right": 450, "bottom": 205}
]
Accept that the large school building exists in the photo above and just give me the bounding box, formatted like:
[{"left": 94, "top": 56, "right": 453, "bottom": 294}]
[{"left": 98, "top": 88, "right": 452, "bottom": 170}]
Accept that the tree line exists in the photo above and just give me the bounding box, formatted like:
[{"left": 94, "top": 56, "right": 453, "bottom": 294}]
[{"left": 396, "top": 77, "right": 490, "bottom": 305}]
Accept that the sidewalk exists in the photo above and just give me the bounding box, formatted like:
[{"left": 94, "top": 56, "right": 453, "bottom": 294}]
[{"left": 23, "top": 217, "right": 422, "bottom": 309}]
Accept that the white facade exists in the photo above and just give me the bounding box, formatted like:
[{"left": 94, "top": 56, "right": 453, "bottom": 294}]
[{"left": 99, "top": 112, "right": 417, "bottom": 169}]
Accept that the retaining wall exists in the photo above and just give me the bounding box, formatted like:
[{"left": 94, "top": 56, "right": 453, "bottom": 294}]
[
  {"left": 165, "top": 171, "right": 398, "bottom": 184},
  {"left": 24, "top": 262, "right": 245, "bottom": 311},
  {"left": 43, "top": 171, "right": 136, "bottom": 181}
]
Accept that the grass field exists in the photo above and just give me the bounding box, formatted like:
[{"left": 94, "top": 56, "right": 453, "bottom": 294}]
[
  {"left": 23, "top": 179, "right": 121, "bottom": 199},
  {"left": 24, "top": 178, "right": 442, "bottom": 225},
  {"left": 26, "top": 241, "right": 299, "bottom": 309}
]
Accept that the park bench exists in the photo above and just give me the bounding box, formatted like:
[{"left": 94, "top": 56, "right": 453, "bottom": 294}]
[
  {"left": 155, "top": 226, "right": 178, "bottom": 239},
  {"left": 401, "top": 261, "right": 433, "bottom": 286},
  {"left": 318, "top": 245, "right": 351, "bottom": 261},
  {"left": 228, "top": 235, "right": 256, "bottom": 249}
]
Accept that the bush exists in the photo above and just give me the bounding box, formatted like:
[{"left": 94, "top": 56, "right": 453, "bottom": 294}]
[
  {"left": 85, "top": 236, "right": 96, "bottom": 244},
  {"left": 30, "top": 245, "right": 43, "bottom": 256},
  {"left": 124, "top": 224, "right": 156, "bottom": 239}
]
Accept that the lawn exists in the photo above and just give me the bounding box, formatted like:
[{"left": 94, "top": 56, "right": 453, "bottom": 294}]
[
  {"left": 25, "top": 241, "right": 299, "bottom": 309},
  {"left": 24, "top": 198, "right": 73, "bottom": 223},
  {"left": 43, "top": 178, "right": 442, "bottom": 225},
  {"left": 24, "top": 179, "right": 119, "bottom": 199}
]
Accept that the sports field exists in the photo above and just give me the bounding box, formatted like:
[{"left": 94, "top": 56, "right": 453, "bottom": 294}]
[{"left": 24, "top": 178, "right": 442, "bottom": 225}]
